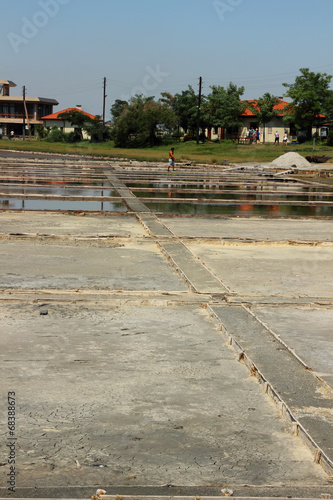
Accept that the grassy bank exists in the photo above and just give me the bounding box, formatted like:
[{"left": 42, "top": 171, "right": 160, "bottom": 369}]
[{"left": 0, "top": 139, "right": 332, "bottom": 164}]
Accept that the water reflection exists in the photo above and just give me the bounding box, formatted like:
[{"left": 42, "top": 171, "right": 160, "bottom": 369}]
[
  {"left": 134, "top": 191, "right": 333, "bottom": 202},
  {"left": 145, "top": 202, "right": 333, "bottom": 217},
  {"left": 0, "top": 199, "right": 127, "bottom": 211}
]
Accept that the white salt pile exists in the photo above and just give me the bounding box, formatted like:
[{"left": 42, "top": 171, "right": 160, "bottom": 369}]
[{"left": 270, "top": 152, "right": 312, "bottom": 170}]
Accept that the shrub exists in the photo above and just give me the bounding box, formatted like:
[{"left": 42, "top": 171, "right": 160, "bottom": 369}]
[
  {"left": 172, "top": 130, "right": 184, "bottom": 139},
  {"left": 66, "top": 130, "right": 81, "bottom": 143},
  {"left": 90, "top": 127, "right": 111, "bottom": 143},
  {"left": 221, "top": 139, "right": 235, "bottom": 145},
  {"left": 46, "top": 126, "right": 66, "bottom": 142},
  {"left": 35, "top": 124, "right": 48, "bottom": 139},
  {"left": 297, "top": 132, "right": 307, "bottom": 144}
]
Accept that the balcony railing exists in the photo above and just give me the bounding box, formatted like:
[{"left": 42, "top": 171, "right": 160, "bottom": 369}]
[{"left": 0, "top": 113, "right": 36, "bottom": 119}]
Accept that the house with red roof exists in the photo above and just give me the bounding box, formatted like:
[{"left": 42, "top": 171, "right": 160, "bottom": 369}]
[
  {"left": 210, "top": 99, "right": 326, "bottom": 144},
  {"left": 209, "top": 99, "right": 293, "bottom": 144},
  {"left": 239, "top": 99, "right": 292, "bottom": 144},
  {"left": 41, "top": 105, "right": 99, "bottom": 139}
]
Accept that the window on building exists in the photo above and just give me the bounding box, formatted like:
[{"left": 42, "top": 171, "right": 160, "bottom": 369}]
[
  {"left": 44, "top": 105, "right": 52, "bottom": 116},
  {"left": 37, "top": 105, "right": 43, "bottom": 119},
  {"left": 27, "top": 104, "right": 34, "bottom": 118},
  {"left": 15, "top": 104, "right": 23, "bottom": 118}
]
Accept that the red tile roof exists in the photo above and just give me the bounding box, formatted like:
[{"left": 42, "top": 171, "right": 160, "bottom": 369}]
[
  {"left": 242, "top": 100, "right": 326, "bottom": 119},
  {"left": 242, "top": 100, "right": 289, "bottom": 117},
  {"left": 41, "top": 107, "right": 98, "bottom": 120}
]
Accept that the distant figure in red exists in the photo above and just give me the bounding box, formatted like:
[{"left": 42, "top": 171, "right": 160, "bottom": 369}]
[
  {"left": 255, "top": 129, "right": 260, "bottom": 143},
  {"left": 168, "top": 147, "right": 175, "bottom": 171}
]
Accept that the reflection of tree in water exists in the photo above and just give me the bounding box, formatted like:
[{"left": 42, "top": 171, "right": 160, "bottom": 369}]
[
  {"left": 147, "top": 201, "right": 332, "bottom": 217},
  {"left": 0, "top": 199, "right": 15, "bottom": 208}
]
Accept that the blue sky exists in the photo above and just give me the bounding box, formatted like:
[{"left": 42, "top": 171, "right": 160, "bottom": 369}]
[{"left": 2, "top": 0, "right": 333, "bottom": 120}]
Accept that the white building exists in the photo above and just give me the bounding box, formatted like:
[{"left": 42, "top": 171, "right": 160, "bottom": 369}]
[{"left": 41, "top": 105, "right": 99, "bottom": 139}]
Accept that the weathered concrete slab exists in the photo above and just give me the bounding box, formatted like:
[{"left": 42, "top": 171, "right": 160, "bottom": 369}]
[
  {"left": 0, "top": 213, "right": 147, "bottom": 238},
  {"left": 160, "top": 241, "right": 229, "bottom": 293},
  {"left": 138, "top": 213, "right": 174, "bottom": 237},
  {"left": 163, "top": 218, "right": 333, "bottom": 242},
  {"left": 251, "top": 306, "right": 333, "bottom": 387},
  {"left": 0, "top": 240, "right": 187, "bottom": 292},
  {"left": 186, "top": 242, "right": 333, "bottom": 298},
  {"left": 0, "top": 302, "right": 328, "bottom": 488},
  {"left": 106, "top": 172, "right": 151, "bottom": 213},
  {"left": 210, "top": 304, "right": 333, "bottom": 473}
]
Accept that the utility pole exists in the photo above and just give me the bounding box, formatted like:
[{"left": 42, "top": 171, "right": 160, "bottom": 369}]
[
  {"left": 22, "top": 86, "right": 26, "bottom": 141},
  {"left": 196, "top": 76, "right": 202, "bottom": 144},
  {"left": 103, "top": 77, "right": 107, "bottom": 125}
]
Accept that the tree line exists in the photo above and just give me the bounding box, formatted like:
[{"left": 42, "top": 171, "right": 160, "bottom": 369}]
[{"left": 110, "top": 68, "right": 333, "bottom": 147}]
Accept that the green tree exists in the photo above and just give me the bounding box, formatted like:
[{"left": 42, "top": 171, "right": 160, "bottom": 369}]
[
  {"left": 323, "top": 89, "right": 333, "bottom": 123},
  {"left": 113, "top": 95, "right": 177, "bottom": 147},
  {"left": 169, "top": 86, "right": 198, "bottom": 136},
  {"left": 206, "top": 83, "right": 245, "bottom": 139},
  {"left": 244, "top": 93, "right": 281, "bottom": 143},
  {"left": 162, "top": 87, "right": 211, "bottom": 140},
  {"left": 85, "top": 115, "right": 110, "bottom": 143},
  {"left": 58, "top": 109, "right": 94, "bottom": 141},
  {"left": 283, "top": 68, "right": 332, "bottom": 138},
  {"left": 110, "top": 100, "right": 128, "bottom": 123}
]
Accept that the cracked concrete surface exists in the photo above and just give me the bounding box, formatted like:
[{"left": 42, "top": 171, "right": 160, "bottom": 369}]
[
  {"left": 186, "top": 242, "right": 333, "bottom": 298},
  {"left": 0, "top": 155, "right": 332, "bottom": 497},
  {"left": 0, "top": 303, "right": 329, "bottom": 488}
]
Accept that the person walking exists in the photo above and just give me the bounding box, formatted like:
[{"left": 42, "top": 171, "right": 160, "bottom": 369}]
[
  {"left": 283, "top": 132, "right": 288, "bottom": 146},
  {"left": 255, "top": 129, "right": 260, "bottom": 143},
  {"left": 274, "top": 131, "right": 279, "bottom": 145},
  {"left": 168, "top": 147, "right": 175, "bottom": 171}
]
